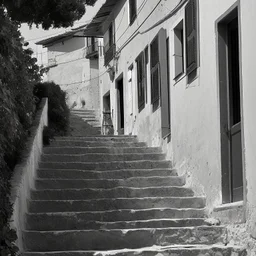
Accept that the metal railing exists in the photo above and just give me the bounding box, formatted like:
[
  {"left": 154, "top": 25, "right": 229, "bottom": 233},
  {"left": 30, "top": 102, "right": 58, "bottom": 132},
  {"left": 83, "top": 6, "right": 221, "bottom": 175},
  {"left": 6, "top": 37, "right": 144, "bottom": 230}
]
[
  {"left": 102, "top": 111, "right": 114, "bottom": 135},
  {"left": 86, "top": 41, "right": 99, "bottom": 58}
]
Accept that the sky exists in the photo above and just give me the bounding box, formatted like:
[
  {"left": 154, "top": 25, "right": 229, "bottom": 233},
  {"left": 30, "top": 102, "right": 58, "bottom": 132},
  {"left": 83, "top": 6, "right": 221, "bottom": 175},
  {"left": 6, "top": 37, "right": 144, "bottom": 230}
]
[{"left": 20, "top": 0, "right": 105, "bottom": 66}]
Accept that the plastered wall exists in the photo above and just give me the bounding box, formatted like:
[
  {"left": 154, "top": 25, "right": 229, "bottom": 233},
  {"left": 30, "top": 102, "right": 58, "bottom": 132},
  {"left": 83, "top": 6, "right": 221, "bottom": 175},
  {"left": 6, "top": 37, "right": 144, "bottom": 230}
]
[
  {"left": 47, "top": 37, "right": 101, "bottom": 112},
  {"left": 99, "top": 0, "right": 256, "bottom": 236}
]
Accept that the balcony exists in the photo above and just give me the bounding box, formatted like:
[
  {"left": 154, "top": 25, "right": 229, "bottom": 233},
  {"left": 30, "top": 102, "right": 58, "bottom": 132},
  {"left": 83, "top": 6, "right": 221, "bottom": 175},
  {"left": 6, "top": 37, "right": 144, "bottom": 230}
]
[
  {"left": 104, "top": 43, "right": 116, "bottom": 66},
  {"left": 86, "top": 41, "right": 99, "bottom": 59}
]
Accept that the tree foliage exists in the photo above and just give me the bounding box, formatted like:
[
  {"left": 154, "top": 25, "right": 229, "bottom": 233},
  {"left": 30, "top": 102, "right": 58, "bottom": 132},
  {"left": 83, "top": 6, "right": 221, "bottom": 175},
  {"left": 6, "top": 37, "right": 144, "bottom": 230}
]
[
  {"left": 1, "top": 0, "right": 97, "bottom": 29},
  {"left": 0, "top": 8, "right": 42, "bottom": 255}
]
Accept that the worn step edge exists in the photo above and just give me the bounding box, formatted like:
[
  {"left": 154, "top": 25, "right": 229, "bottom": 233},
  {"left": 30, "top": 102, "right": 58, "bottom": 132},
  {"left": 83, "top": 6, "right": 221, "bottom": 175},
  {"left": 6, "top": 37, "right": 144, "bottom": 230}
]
[
  {"left": 26, "top": 208, "right": 207, "bottom": 221},
  {"left": 28, "top": 197, "right": 206, "bottom": 212},
  {"left": 30, "top": 187, "right": 194, "bottom": 200},
  {"left": 34, "top": 176, "right": 184, "bottom": 188},
  {"left": 25, "top": 218, "right": 207, "bottom": 231},
  {"left": 21, "top": 245, "right": 247, "bottom": 256},
  {"left": 23, "top": 227, "right": 227, "bottom": 251}
]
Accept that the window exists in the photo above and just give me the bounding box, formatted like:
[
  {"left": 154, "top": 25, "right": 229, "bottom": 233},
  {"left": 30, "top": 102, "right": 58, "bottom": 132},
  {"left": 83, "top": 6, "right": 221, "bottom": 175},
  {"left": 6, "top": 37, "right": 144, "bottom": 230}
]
[
  {"left": 104, "top": 23, "right": 116, "bottom": 66},
  {"left": 174, "top": 21, "right": 184, "bottom": 79},
  {"left": 136, "top": 52, "right": 146, "bottom": 111},
  {"left": 129, "top": 0, "right": 137, "bottom": 25},
  {"left": 144, "top": 46, "right": 148, "bottom": 104},
  {"left": 150, "top": 36, "right": 160, "bottom": 111},
  {"left": 185, "top": 0, "right": 199, "bottom": 75}
]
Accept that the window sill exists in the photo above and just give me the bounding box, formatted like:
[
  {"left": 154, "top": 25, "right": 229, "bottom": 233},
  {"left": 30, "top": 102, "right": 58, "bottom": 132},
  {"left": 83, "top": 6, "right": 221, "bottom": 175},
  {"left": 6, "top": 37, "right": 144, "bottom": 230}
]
[
  {"left": 212, "top": 201, "right": 245, "bottom": 224},
  {"left": 213, "top": 201, "right": 244, "bottom": 212},
  {"left": 129, "top": 15, "right": 137, "bottom": 26},
  {"left": 173, "top": 73, "right": 186, "bottom": 85}
]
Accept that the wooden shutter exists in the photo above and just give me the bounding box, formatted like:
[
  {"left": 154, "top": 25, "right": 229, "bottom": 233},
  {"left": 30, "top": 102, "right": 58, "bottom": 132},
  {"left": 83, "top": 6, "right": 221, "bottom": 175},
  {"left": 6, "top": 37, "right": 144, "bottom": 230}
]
[
  {"left": 129, "top": 0, "right": 137, "bottom": 24},
  {"left": 150, "top": 36, "right": 160, "bottom": 106},
  {"left": 144, "top": 46, "right": 148, "bottom": 104},
  {"left": 185, "top": 0, "right": 198, "bottom": 74},
  {"left": 158, "top": 28, "right": 170, "bottom": 138},
  {"left": 136, "top": 53, "right": 145, "bottom": 111}
]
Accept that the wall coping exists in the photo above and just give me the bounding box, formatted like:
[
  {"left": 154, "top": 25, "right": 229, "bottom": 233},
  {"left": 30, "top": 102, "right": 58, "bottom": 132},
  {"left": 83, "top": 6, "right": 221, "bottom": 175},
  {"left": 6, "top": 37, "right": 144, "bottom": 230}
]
[{"left": 10, "top": 98, "right": 48, "bottom": 252}]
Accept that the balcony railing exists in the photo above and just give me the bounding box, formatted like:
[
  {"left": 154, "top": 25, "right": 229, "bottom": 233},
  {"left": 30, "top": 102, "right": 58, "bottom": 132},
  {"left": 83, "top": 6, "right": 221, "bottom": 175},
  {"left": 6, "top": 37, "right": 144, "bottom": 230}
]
[
  {"left": 104, "top": 44, "right": 116, "bottom": 66},
  {"left": 86, "top": 41, "right": 99, "bottom": 59},
  {"left": 102, "top": 111, "right": 114, "bottom": 135}
]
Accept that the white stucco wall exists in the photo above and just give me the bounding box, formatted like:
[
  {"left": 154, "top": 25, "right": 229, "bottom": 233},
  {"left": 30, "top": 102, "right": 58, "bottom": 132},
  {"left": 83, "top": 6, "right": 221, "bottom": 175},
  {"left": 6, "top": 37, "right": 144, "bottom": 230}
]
[
  {"left": 240, "top": 0, "right": 256, "bottom": 238},
  {"left": 46, "top": 37, "right": 101, "bottom": 112},
  {"left": 10, "top": 99, "right": 48, "bottom": 251},
  {"left": 98, "top": 0, "right": 256, "bottom": 237}
]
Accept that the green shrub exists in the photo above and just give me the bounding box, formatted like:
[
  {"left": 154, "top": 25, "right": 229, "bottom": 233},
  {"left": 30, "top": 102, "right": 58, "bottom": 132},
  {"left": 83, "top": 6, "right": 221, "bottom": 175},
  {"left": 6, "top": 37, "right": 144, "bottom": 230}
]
[
  {"left": 0, "top": 9, "right": 41, "bottom": 255},
  {"left": 34, "top": 82, "right": 70, "bottom": 138}
]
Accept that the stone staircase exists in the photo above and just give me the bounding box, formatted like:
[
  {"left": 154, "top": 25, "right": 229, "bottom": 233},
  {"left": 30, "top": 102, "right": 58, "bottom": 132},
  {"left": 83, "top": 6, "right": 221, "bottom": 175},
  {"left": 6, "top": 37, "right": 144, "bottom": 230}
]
[
  {"left": 21, "top": 114, "right": 246, "bottom": 255},
  {"left": 69, "top": 109, "right": 101, "bottom": 136}
]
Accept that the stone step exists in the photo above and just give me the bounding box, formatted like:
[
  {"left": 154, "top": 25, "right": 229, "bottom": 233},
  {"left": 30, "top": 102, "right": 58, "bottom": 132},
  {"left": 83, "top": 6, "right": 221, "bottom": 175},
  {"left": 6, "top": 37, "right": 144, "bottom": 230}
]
[
  {"left": 39, "top": 160, "right": 172, "bottom": 170},
  {"left": 31, "top": 187, "right": 194, "bottom": 200},
  {"left": 23, "top": 226, "right": 226, "bottom": 251},
  {"left": 43, "top": 146, "right": 161, "bottom": 155},
  {"left": 50, "top": 141, "right": 146, "bottom": 147},
  {"left": 26, "top": 216, "right": 207, "bottom": 231},
  {"left": 26, "top": 208, "right": 206, "bottom": 224},
  {"left": 35, "top": 176, "right": 184, "bottom": 189},
  {"left": 85, "top": 122, "right": 101, "bottom": 127},
  {"left": 21, "top": 245, "right": 247, "bottom": 256},
  {"left": 28, "top": 197, "right": 206, "bottom": 213},
  {"left": 82, "top": 119, "right": 100, "bottom": 122},
  {"left": 41, "top": 153, "right": 166, "bottom": 163},
  {"left": 37, "top": 168, "right": 177, "bottom": 179},
  {"left": 72, "top": 114, "right": 96, "bottom": 119},
  {"left": 54, "top": 136, "right": 137, "bottom": 142},
  {"left": 71, "top": 109, "right": 96, "bottom": 113}
]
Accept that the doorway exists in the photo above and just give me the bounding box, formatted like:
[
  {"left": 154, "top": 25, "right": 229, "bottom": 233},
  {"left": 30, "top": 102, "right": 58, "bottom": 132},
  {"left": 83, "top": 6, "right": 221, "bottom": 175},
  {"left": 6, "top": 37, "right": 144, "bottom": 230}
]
[
  {"left": 116, "top": 75, "right": 124, "bottom": 135},
  {"left": 218, "top": 7, "right": 243, "bottom": 203},
  {"left": 103, "top": 92, "right": 114, "bottom": 135}
]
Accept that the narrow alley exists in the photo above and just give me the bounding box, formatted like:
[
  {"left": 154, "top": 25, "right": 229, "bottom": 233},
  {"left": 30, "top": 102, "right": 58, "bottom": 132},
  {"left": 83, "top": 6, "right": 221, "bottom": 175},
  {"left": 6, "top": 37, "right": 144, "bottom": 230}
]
[{"left": 21, "top": 111, "right": 245, "bottom": 255}]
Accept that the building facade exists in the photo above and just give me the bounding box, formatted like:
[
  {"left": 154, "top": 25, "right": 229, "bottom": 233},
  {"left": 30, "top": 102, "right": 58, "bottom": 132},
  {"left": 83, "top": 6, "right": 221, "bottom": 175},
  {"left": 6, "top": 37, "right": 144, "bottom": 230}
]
[
  {"left": 83, "top": 0, "right": 256, "bottom": 245},
  {"left": 37, "top": 30, "right": 103, "bottom": 117}
]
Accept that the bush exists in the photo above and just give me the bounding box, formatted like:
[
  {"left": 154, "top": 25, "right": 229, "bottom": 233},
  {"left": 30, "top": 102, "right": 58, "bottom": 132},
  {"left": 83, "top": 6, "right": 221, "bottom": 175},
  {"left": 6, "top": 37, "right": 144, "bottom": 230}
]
[
  {"left": 34, "top": 82, "right": 70, "bottom": 138},
  {"left": 0, "top": 9, "right": 41, "bottom": 255}
]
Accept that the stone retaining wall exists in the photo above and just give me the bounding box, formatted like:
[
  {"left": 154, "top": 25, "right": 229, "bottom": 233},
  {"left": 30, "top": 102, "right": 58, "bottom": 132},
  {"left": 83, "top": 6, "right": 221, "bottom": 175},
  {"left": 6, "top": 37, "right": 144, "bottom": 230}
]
[{"left": 10, "top": 98, "right": 48, "bottom": 251}]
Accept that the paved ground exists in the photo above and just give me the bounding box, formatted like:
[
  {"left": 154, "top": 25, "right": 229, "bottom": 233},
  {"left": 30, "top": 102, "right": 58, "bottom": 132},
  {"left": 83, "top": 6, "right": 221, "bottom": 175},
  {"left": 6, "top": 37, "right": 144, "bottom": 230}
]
[{"left": 68, "top": 110, "right": 101, "bottom": 137}]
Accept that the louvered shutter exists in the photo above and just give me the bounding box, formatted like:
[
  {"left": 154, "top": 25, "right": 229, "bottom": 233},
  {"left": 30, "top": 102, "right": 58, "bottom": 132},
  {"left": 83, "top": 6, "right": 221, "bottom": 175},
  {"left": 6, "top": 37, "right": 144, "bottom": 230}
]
[
  {"left": 129, "top": 0, "right": 137, "bottom": 24},
  {"left": 185, "top": 0, "right": 198, "bottom": 74},
  {"left": 150, "top": 36, "right": 160, "bottom": 105},
  {"left": 136, "top": 53, "right": 145, "bottom": 111}
]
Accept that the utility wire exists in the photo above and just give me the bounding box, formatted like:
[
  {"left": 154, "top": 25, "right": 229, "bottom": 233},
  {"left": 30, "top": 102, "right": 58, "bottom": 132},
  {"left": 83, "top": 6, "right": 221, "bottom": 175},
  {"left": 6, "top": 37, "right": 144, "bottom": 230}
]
[
  {"left": 116, "top": 0, "right": 188, "bottom": 53},
  {"left": 58, "top": 70, "right": 108, "bottom": 86}
]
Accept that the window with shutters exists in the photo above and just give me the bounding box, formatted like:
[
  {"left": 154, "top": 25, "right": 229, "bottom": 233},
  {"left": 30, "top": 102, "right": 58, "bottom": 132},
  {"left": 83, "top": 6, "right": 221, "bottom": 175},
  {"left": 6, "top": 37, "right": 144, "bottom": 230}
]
[
  {"left": 136, "top": 51, "right": 146, "bottom": 112},
  {"left": 129, "top": 0, "right": 137, "bottom": 25},
  {"left": 185, "top": 0, "right": 199, "bottom": 75},
  {"left": 174, "top": 20, "right": 184, "bottom": 79},
  {"left": 144, "top": 46, "right": 148, "bottom": 104},
  {"left": 104, "top": 22, "right": 116, "bottom": 66},
  {"left": 150, "top": 35, "right": 160, "bottom": 111}
]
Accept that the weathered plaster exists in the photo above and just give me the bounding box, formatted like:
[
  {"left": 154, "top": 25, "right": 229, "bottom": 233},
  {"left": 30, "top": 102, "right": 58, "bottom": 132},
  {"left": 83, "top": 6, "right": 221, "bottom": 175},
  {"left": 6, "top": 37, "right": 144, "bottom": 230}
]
[
  {"left": 10, "top": 98, "right": 48, "bottom": 251},
  {"left": 98, "top": 0, "right": 256, "bottom": 248},
  {"left": 240, "top": 0, "right": 256, "bottom": 240},
  {"left": 47, "top": 37, "right": 102, "bottom": 115}
]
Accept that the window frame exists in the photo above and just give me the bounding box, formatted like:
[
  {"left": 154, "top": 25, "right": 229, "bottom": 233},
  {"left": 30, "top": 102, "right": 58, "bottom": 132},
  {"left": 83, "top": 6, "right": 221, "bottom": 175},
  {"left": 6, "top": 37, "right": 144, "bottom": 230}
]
[
  {"left": 129, "top": 0, "right": 137, "bottom": 25},
  {"left": 136, "top": 51, "right": 146, "bottom": 112},
  {"left": 173, "top": 20, "right": 185, "bottom": 80},
  {"left": 185, "top": 0, "right": 200, "bottom": 76},
  {"left": 150, "top": 35, "right": 160, "bottom": 111}
]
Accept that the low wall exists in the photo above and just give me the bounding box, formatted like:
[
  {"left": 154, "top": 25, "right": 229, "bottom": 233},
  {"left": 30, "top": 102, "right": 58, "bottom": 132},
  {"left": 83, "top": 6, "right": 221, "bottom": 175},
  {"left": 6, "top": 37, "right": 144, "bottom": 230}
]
[{"left": 10, "top": 98, "right": 48, "bottom": 251}]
